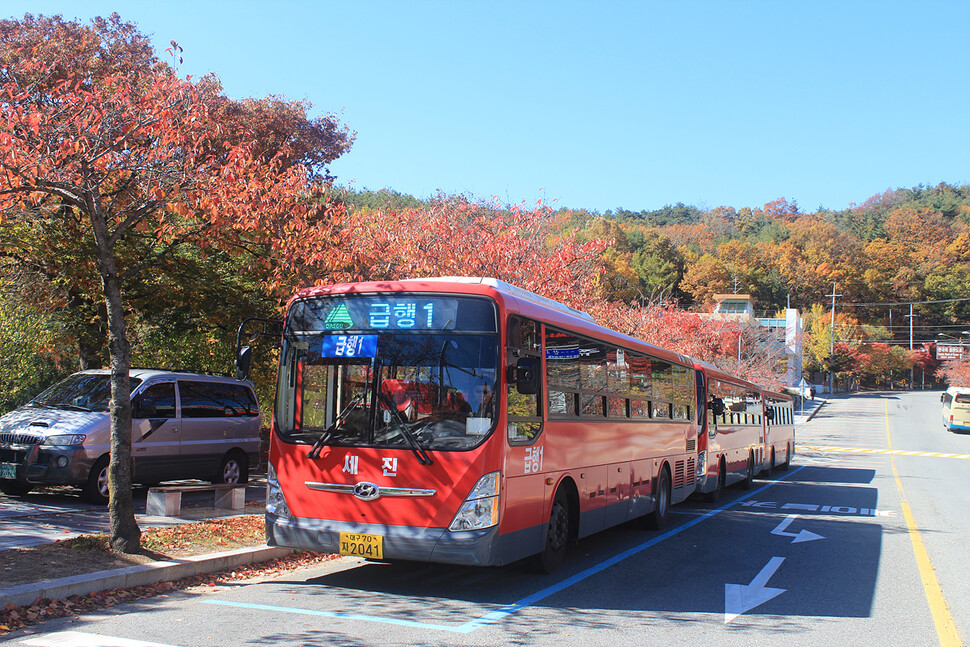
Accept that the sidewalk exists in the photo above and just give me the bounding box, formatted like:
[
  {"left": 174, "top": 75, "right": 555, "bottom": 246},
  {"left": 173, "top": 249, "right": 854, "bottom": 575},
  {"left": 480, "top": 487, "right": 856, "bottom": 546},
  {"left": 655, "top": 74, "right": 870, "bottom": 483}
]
[
  {"left": 0, "top": 479, "right": 289, "bottom": 609},
  {"left": 0, "top": 541, "right": 290, "bottom": 608}
]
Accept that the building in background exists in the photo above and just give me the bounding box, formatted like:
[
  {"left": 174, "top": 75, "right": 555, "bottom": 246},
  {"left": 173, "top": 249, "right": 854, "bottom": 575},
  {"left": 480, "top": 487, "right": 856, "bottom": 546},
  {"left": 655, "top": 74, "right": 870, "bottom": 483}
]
[{"left": 709, "top": 294, "right": 803, "bottom": 388}]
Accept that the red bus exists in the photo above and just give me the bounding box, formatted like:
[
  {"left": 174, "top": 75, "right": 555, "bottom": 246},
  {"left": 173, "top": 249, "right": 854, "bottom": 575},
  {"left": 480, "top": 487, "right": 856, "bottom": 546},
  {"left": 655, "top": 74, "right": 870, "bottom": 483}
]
[
  {"left": 258, "top": 278, "right": 708, "bottom": 572},
  {"left": 693, "top": 363, "right": 795, "bottom": 501}
]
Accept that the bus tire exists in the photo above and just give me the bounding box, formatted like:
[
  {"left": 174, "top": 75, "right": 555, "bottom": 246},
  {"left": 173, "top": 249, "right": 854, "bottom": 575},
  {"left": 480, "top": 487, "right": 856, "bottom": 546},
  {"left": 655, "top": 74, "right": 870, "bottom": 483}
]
[
  {"left": 741, "top": 453, "right": 754, "bottom": 490},
  {"left": 765, "top": 449, "right": 775, "bottom": 477},
  {"left": 704, "top": 459, "right": 725, "bottom": 503},
  {"left": 781, "top": 444, "right": 791, "bottom": 470},
  {"left": 535, "top": 489, "right": 570, "bottom": 574},
  {"left": 647, "top": 467, "right": 671, "bottom": 530}
]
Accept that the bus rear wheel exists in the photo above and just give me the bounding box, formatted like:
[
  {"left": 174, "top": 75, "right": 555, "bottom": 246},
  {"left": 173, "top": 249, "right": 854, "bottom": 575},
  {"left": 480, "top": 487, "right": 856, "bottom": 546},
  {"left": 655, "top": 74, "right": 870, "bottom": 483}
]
[{"left": 535, "top": 490, "right": 570, "bottom": 574}]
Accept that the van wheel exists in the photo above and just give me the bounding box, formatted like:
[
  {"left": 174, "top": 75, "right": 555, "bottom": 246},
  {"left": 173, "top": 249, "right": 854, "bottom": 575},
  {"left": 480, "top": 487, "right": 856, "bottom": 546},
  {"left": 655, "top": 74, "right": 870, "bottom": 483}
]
[
  {"left": 0, "top": 481, "right": 32, "bottom": 496},
  {"left": 215, "top": 451, "right": 248, "bottom": 485},
  {"left": 83, "top": 456, "right": 110, "bottom": 505},
  {"left": 534, "top": 489, "right": 571, "bottom": 574}
]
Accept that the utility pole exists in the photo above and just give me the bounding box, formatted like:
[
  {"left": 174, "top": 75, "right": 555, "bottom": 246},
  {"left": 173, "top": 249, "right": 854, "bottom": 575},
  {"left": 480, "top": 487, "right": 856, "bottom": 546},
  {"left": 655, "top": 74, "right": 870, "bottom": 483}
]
[
  {"left": 904, "top": 304, "right": 915, "bottom": 389},
  {"left": 909, "top": 303, "right": 914, "bottom": 387},
  {"left": 826, "top": 283, "right": 842, "bottom": 395}
]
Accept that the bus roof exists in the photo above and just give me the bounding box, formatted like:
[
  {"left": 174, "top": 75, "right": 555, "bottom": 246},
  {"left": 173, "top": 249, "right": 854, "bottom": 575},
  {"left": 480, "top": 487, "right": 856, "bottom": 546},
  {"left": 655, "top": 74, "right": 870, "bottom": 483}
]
[{"left": 693, "top": 361, "right": 765, "bottom": 391}]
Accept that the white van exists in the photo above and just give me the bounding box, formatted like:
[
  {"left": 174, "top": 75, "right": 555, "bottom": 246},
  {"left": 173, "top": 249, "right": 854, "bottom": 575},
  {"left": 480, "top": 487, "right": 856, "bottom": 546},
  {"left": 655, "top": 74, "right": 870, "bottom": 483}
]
[
  {"left": 941, "top": 387, "right": 970, "bottom": 433},
  {"left": 0, "top": 369, "right": 261, "bottom": 503}
]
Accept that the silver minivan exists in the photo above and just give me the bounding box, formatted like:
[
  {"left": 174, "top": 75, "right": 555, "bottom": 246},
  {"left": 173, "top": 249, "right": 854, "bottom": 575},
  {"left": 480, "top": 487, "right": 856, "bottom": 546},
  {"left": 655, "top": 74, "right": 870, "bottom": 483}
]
[{"left": 0, "top": 369, "right": 261, "bottom": 503}]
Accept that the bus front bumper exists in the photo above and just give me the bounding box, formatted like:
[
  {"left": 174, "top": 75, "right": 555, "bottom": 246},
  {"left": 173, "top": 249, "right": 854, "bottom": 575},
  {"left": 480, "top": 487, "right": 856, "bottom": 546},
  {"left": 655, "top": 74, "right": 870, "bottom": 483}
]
[{"left": 265, "top": 513, "right": 508, "bottom": 566}]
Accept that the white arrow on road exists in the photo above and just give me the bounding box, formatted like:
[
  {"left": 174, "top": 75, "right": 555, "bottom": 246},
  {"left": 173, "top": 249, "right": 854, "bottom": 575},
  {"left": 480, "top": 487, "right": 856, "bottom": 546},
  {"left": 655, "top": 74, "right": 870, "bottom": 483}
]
[
  {"left": 771, "top": 514, "right": 824, "bottom": 543},
  {"left": 724, "top": 556, "right": 786, "bottom": 623}
]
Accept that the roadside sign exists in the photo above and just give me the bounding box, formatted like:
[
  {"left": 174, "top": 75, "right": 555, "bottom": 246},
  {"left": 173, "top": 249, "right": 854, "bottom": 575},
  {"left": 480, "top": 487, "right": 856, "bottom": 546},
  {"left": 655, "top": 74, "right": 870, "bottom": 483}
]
[{"left": 937, "top": 344, "right": 966, "bottom": 361}]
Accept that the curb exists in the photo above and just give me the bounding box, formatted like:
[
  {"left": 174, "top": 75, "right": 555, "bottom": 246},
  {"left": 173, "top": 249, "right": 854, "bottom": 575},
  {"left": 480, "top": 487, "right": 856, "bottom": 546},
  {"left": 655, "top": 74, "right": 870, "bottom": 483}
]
[{"left": 0, "top": 545, "right": 291, "bottom": 609}]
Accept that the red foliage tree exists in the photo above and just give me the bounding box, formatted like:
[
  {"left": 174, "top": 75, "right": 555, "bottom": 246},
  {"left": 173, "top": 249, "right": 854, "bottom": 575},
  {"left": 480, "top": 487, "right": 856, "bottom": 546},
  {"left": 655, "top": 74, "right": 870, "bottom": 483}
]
[
  {"left": 0, "top": 17, "right": 330, "bottom": 551},
  {"left": 285, "top": 196, "right": 609, "bottom": 310}
]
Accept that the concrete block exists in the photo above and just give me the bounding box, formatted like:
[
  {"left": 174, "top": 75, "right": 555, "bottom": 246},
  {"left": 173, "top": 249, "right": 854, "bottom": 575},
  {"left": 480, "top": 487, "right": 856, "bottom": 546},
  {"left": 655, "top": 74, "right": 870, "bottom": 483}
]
[
  {"left": 214, "top": 486, "right": 246, "bottom": 510},
  {"left": 146, "top": 490, "right": 182, "bottom": 517}
]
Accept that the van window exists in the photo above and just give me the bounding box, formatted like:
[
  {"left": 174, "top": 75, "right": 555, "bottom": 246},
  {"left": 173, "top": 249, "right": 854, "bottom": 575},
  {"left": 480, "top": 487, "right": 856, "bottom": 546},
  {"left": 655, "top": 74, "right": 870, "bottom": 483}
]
[
  {"left": 179, "top": 381, "right": 258, "bottom": 418},
  {"left": 138, "top": 382, "right": 176, "bottom": 418},
  {"left": 956, "top": 394, "right": 970, "bottom": 404},
  {"left": 32, "top": 374, "right": 142, "bottom": 412}
]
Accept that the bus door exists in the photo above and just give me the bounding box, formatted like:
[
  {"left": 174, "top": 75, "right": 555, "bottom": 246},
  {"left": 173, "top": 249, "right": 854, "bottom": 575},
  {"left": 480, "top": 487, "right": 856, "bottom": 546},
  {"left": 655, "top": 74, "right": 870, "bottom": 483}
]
[{"left": 503, "top": 316, "right": 547, "bottom": 560}]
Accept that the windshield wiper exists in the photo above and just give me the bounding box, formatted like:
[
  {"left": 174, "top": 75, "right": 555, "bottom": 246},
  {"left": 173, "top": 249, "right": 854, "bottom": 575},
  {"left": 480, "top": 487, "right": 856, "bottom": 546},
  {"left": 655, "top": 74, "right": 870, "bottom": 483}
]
[
  {"left": 378, "top": 392, "right": 433, "bottom": 466},
  {"left": 57, "top": 403, "right": 94, "bottom": 412},
  {"left": 307, "top": 394, "right": 365, "bottom": 459}
]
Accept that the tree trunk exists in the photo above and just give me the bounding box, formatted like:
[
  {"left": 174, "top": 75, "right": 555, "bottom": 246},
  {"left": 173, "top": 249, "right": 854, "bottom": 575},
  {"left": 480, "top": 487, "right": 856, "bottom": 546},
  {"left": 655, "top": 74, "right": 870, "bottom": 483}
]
[
  {"left": 90, "top": 207, "right": 141, "bottom": 553},
  {"left": 66, "top": 291, "right": 107, "bottom": 370},
  {"left": 103, "top": 271, "right": 141, "bottom": 552}
]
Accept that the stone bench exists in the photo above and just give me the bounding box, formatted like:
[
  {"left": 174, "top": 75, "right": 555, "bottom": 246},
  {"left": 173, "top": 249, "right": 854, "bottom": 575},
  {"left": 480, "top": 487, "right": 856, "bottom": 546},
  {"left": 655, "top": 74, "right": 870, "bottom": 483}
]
[{"left": 146, "top": 483, "right": 248, "bottom": 517}]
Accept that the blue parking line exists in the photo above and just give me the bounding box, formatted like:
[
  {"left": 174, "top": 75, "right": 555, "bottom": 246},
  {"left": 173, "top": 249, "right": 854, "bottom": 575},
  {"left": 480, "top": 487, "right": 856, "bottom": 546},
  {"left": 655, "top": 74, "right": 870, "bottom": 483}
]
[
  {"left": 201, "top": 599, "right": 470, "bottom": 633},
  {"left": 203, "top": 466, "right": 805, "bottom": 634}
]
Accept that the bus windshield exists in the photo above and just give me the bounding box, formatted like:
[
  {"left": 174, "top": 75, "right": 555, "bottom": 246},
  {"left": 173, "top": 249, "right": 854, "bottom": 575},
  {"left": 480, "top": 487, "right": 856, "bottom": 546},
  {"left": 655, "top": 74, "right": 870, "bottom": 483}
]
[{"left": 276, "top": 296, "right": 499, "bottom": 452}]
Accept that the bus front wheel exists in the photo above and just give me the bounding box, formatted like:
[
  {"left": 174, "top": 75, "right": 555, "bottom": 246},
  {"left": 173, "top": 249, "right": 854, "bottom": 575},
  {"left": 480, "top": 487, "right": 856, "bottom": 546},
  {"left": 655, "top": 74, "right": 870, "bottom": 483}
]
[
  {"left": 741, "top": 453, "right": 754, "bottom": 490},
  {"left": 705, "top": 459, "right": 725, "bottom": 503},
  {"left": 647, "top": 467, "right": 671, "bottom": 530},
  {"left": 535, "top": 490, "right": 570, "bottom": 574}
]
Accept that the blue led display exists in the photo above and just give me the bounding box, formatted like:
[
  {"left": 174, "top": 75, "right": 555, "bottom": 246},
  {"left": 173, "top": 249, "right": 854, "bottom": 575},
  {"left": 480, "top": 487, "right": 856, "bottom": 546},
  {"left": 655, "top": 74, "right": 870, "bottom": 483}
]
[{"left": 318, "top": 335, "right": 378, "bottom": 358}]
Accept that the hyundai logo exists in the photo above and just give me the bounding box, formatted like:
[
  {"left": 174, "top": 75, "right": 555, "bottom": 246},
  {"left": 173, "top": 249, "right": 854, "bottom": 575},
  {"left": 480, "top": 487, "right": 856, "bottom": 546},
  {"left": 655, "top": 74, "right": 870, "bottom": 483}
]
[{"left": 353, "top": 482, "right": 381, "bottom": 501}]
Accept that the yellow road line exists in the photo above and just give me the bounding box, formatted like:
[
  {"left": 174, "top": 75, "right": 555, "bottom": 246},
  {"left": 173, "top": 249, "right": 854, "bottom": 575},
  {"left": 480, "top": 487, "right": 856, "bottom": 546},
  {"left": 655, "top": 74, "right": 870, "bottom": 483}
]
[
  {"left": 799, "top": 445, "right": 970, "bottom": 460},
  {"left": 885, "top": 401, "right": 963, "bottom": 647}
]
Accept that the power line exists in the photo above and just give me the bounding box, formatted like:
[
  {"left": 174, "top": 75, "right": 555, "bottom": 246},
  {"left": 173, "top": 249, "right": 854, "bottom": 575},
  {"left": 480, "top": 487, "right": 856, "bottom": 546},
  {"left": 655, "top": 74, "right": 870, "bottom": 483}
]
[{"left": 839, "top": 296, "right": 970, "bottom": 307}]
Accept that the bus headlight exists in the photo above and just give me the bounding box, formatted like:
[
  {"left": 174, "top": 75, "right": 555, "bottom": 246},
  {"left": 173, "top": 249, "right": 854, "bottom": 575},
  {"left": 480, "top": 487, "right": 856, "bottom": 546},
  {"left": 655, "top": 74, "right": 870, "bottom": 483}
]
[
  {"left": 696, "top": 451, "right": 706, "bottom": 478},
  {"left": 265, "top": 463, "right": 290, "bottom": 519},
  {"left": 448, "top": 471, "right": 500, "bottom": 531}
]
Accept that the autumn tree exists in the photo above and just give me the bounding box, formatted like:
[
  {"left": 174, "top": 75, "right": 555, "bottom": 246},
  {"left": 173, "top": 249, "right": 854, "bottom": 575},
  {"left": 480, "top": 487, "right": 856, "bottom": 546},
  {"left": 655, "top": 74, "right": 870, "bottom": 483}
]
[
  {"left": 0, "top": 15, "right": 354, "bottom": 373},
  {"left": 321, "top": 196, "right": 609, "bottom": 310},
  {"left": 0, "top": 13, "right": 336, "bottom": 552},
  {"left": 937, "top": 358, "right": 970, "bottom": 387}
]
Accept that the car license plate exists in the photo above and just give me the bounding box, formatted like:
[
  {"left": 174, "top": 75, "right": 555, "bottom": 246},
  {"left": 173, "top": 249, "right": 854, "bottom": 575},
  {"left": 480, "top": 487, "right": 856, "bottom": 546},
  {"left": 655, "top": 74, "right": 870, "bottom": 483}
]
[
  {"left": 0, "top": 463, "right": 16, "bottom": 479},
  {"left": 339, "top": 532, "right": 383, "bottom": 559}
]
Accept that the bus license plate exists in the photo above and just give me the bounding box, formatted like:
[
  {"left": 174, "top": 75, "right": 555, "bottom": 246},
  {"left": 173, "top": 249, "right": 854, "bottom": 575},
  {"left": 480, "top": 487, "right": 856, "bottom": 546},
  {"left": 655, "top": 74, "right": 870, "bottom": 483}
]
[
  {"left": 339, "top": 532, "right": 383, "bottom": 559},
  {"left": 0, "top": 463, "right": 16, "bottom": 479}
]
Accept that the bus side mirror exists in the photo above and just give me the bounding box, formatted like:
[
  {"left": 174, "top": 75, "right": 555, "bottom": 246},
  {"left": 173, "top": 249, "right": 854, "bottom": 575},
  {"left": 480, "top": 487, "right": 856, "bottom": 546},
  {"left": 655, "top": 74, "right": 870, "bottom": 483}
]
[
  {"left": 508, "top": 357, "right": 540, "bottom": 395},
  {"left": 236, "top": 345, "right": 252, "bottom": 381},
  {"left": 709, "top": 398, "right": 725, "bottom": 416},
  {"left": 941, "top": 394, "right": 945, "bottom": 403},
  {"left": 764, "top": 408, "right": 775, "bottom": 422}
]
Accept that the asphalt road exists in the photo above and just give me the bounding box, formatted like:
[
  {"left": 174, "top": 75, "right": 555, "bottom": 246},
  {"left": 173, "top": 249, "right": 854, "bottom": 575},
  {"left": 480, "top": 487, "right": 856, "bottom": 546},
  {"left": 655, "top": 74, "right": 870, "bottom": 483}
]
[{"left": 8, "top": 391, "right": 969, "bottom": 647}]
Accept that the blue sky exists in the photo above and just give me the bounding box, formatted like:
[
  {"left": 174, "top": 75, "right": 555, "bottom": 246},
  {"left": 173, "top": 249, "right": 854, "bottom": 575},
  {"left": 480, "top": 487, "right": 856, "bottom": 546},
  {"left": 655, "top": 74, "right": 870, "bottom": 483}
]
[{"left": 11, "top": 1, "right": 970, "bottom": 213}]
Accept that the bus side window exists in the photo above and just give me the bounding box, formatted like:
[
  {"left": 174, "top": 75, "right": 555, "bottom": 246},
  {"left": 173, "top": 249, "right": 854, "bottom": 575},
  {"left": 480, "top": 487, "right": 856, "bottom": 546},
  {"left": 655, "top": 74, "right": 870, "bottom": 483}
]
[{"left": 508, "top": 315, "right": 543, "bottom": 445}]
